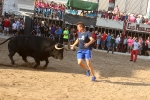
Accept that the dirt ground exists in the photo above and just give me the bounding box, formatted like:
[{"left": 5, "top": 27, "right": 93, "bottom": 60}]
[{"left": 0, "top": 38, "right": 150, "bottom": 100}]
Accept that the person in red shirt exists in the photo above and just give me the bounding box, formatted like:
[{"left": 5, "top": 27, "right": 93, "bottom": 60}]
[
  {"left": 3, "top": 17, "right": 10, "bottom": 35},
  {"left": 101, "top": 31, "right": 107, "bottom": 50}
]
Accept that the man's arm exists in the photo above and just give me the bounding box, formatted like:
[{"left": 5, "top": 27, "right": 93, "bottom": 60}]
[
  {"left": 70, "top": 38, "right": 79, "bottom": 49},
  {"left": 84, "top": 37, "right": 95, "bottom": 47}
]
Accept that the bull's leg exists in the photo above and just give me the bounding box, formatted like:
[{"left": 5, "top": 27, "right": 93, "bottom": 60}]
[
  {"left": 43, "top": 58, "right": 49, "bottom": 69},
  {"left": 33, "top": 58, "right": 40, "bottom": 68},
  {"left": 8, "top": 51, "right": 16, "bottom": 65},
  {"left": 22, "top": 56, "right": 28, "bottom": 63}
]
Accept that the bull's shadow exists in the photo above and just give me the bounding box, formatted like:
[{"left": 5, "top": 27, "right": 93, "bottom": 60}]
[{"left": 0, "top": 52, "right": 85, "bottom": 75}]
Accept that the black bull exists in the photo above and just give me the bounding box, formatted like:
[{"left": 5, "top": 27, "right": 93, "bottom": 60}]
[{"left": 0, "top": 35, "right": 65, "bottom": 68}]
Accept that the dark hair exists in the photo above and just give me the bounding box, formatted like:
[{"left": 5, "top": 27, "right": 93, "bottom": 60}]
[{"left": 77, "top": 22, "right": 85, "bottom": 28}]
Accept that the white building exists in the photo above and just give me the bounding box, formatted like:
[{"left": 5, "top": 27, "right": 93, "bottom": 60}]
[{"left": 2, "top": 0, "right": 35, "bottom": 16}]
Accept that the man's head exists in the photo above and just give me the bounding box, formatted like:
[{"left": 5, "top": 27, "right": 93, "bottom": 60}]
[{"left": 77, "top": 22, "right": 85, "bottom": 32}]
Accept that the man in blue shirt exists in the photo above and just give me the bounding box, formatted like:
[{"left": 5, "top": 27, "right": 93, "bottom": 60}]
[
  {"left": 70, "top": 22, "right": 96, "bottom": 81},
  {"left": 55, "top": 26, "right": 62, "bottom": 43},
  {"left": 106, "top": 33, "right": 111, "bottom": 52}
]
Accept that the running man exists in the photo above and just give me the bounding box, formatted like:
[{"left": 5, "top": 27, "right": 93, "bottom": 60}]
[{"left": 70, "top": 22, "right": 96, "bottom": 81}]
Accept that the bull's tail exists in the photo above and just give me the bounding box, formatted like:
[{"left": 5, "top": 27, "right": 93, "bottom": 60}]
[{"left": 0, "top": 37, "right": 13, "bottom": 45}]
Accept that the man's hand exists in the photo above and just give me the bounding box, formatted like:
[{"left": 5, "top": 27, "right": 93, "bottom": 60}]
[
  {"left": 84, "top": 43, "right": 90, "bottom": 47},
  {"left": 70, "top": 45, "right": 75, "bottom": 50}
]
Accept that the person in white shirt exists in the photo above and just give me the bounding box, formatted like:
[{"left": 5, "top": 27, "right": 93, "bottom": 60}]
[
  {"left": 130, "top": 38, "right": 141, "bottom": 62},
  {"left": 12, "top": 21, "right": 17, "bottom": 36}
]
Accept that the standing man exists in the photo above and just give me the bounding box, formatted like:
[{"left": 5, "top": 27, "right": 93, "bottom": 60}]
[
  {"left": 63, "top": 27, "right": 70, "bottom": 50},
  {"left": 70, "top": 22, "right": 96, "bottom": 81},
  {"left": 130, "top": 38, "right": 141, "bottom": 62},
  {"left": 3, "top": 17, "right": 10, "bottom": 35},
  {"left": 108, "top": 33, "right": 115, "bottom": 54},
  {"left": 106, "top": 33, "right": 111, "bottom": 50},
  {"left": 101, "top": 31, "right": 107, "bottom": 50}
]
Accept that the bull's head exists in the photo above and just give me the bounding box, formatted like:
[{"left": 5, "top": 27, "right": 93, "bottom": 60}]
[{"left": 53, "top": 43, "right": 65, "bottom": 60}]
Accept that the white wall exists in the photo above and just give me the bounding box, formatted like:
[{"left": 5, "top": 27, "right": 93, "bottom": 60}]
[{"left": 2, "top": 0, "right": 18, "bottom": 15}]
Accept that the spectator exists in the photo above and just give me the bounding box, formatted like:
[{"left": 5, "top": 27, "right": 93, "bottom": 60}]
[
  {"left": 51, "top": 24, "right": 57, "bottom": 39},
  {"left": 16, "top": 18, "right": 21, "bottom": 35},
  {"left": 108, "top": 33, "right": 115, "bottom": 54},
  {"left": 123, "top": 36, "right": 127, "bottom": 52},
  {"left": 20, "top": 20, "right": 24, "bottom": 35},
  {"left": 55, "top": 26, "right": 62, "bottom": 43},
  {"left": 129, "top": 14, "right": 136, "bottom": 23},
  {"left": 44, "top": 2, "right": 50, "bottom": 17},
  {"left": 127, "top": 36, "right": 134, "bottom": 53},
  {"left": 130, "top": 38, "right": 141, "bottom": 62},
  {"left": 35, "top": 0, "right": 41, "bottom": 15},
  {"left": 115, "top": 35, "right": 120, "bottom": 52},
  {"left": 101, "top": 31, "right": 107, "bottom": 50},
  {"left": 106, "top": 33, "right": 111, "bottom": 50},
  {"left": 39, "top": 23, "right": 45, "bottom": 37},
  {"left": 108, "top": 10, "right": 113, "bottom": 20},
  {"left": 3, "top": 17, "right": 10, "bottom": 35},
  {"left": 113, "top": 5, "right": 119, "bottom": 14},
  {"left": 69, "top": 28, "right": 74, "bottom": 45},
  {"left": 96, "top": 31, "right": 101, "bottom": 49},
  {"left": 0, "top": 18, "right": 2, "bottom": 33},
  {"left": 63, "top": 27, "right": 70, "bottom": 49},
  {"left": 138, "top": 37, "right": 143, "bottom": 56},
  {"left": 136, "top": 15, "right": 142, "bottom": 24},
  {"left": 12, "top": 21, "right": 17, "bottom": 36}
]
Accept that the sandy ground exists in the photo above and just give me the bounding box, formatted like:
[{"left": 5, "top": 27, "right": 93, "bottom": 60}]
[{"left": 0, "top": 38, "right": 150, "bottom": 100}]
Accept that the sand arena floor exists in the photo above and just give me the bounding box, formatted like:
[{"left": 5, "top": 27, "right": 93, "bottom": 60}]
[{"left": 0, "top": 38, "right": 150, "bottom": 100}]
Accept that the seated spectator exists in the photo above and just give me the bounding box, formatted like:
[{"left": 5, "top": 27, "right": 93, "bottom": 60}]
[
  {"left": 136, "top": 15, "right": 142, "bottom": 24},
  {"left": 108, "top": 10, "right": 114, "bottom": 20},
  {"left": 113, "top": 5, "right": 119, "bottom": 14},
  {"left": 67, "top": 7, "right": 73, "bottom": 14},
  {"left": 114, "top": 14, "right": 119, "bottom": 21},
  {"left": 72, "top": 9, "right": 78, "bottom": 15},
  {"left": 147, "top": 20, "right": 150, "bottom": 25},
  {"left": 101, "top": 10, "right": 106, "bottom": 18},
  {"left": 144, "top": 18, "right": 149, "bottom": 24},
  {"left": 121, "top": 13, "right": 127, "bottom": 21},
  {"left": 104, "top": 11, "right": 108, "bottom": 19},
  {"left": 80, "top": 10, "right": 85, "bottom": 16},
  {"left": 97, "top": 10, "right": 102, "bottom": 18},
  {"left": 129, "top": 14, "right": 136, "bottom": 23}
]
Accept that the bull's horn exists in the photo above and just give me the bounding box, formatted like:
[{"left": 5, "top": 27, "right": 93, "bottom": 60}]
[{"left": 55, "top": 44, "right": 63, "bottom": 50}]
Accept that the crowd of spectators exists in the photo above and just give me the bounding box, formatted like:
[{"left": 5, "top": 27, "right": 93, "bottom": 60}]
[
  {"left": 34, "top": 0, "right": 66, "bottom": 20},
  {"left": 34, "top": 0, "right": 150, "bottom": 25},
  {"left": 97, "top": 6, "right": 150, "bottom": 25},
  {"left": 91, "top": 30, "right": 150, "bottom": 56},
  {"left": 65, "top": 7, "right": 97, "bottom": 18},
  {"left": 0, "top": 16, "right": 25, "bottom": 36},
  {"left": 65, "top": 5, "right": 150, "bottom": 25}
]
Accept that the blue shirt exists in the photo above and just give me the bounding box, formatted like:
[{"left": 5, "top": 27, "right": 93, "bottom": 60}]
[
  {"left": 107, "top": 35, "right": 111, "bottom": 42},
  {"left": 56, "top": 29, "right": 62, "bottom": 35},
  {"left": 78, "top": 31, "right": 92, "bottom": 50}
]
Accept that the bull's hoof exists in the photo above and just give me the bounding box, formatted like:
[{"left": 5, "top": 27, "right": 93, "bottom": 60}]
[
  {"left": 32, "top": 65, "right": 38, "bottom": 68},
  {"left": 42, "top": 65, "right": 47, "bottom": 69}
]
